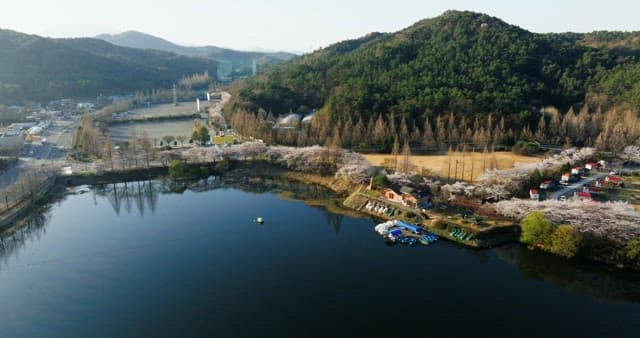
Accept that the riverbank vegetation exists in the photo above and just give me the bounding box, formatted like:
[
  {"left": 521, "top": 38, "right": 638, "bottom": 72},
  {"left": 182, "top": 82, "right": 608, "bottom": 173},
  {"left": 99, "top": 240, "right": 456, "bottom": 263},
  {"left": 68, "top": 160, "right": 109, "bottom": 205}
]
[
  {"left": 497, "top": 199, "right": 640, "bottom": 269},
  {"left": 168, "top": 159, "right": 209, "bottom": 180},
  {"left": 520, "top": 211, "right": 582, "bottom": 258}
]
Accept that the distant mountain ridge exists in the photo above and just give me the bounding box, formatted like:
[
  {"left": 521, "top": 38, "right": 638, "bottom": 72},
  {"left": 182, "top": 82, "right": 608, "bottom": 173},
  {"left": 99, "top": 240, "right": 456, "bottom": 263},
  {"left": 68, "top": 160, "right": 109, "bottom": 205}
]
[
  {"left": 0, "top": 28, "right": 218, "bottom": 103},
  {"left": 95, "top": 31, "right": 296, "bottom": 71}
]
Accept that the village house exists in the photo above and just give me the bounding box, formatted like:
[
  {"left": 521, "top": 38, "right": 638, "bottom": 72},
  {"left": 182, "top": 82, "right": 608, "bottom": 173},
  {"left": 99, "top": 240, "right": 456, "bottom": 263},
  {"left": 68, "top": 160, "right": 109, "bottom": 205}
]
[
  {"left": 384, "top": 187, "right": 404, "bottom": 204},
  {"left": 585, "top": 162, "right": 600, "bottom": 171},
  {"left": 529, "top": 189, "right": 540, "bottom": 201},
  {"left": 561, "top": 173, "right": 571, "bottom": 183},
  {"left": 400, "top": 186, "right": 419, "bottom": 208},
  {"left": 384, "top": 186, "right": 426, "bottom": 209},
  {"left": 539, "top": 180, "right": 555, "bottom": 190},
  {"left": 576, "top": 191, "right": 592, "bottom": 201},
  {"left": 605, "top": 175, "right": 624, "bottom": 187}
]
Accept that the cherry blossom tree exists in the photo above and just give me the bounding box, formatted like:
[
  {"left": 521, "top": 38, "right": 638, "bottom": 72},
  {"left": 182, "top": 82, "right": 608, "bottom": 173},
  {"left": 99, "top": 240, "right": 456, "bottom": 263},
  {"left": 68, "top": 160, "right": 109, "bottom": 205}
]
[
  {"left": 176, "top": 142, "right": 373, "bottom": 183},
  {"left": 495, "top": 199, "right": 640, "bottom": 243}
]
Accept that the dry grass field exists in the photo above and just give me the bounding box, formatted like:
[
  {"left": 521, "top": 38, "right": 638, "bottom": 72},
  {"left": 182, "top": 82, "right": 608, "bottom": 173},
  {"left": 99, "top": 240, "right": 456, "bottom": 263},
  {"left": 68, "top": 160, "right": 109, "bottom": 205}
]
[
  {"left": 129, "top": 101, "right": 214, "bottom": 118},
  {"left": 363, "top": 151, "right": 542, "bottom": 182}
]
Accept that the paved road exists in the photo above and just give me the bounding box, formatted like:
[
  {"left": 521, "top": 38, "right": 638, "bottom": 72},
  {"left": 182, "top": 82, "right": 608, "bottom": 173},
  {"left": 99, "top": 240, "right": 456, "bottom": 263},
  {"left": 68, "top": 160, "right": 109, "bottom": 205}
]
[{"left": 549, "top": 173, "right": 607, "bottom": 200}]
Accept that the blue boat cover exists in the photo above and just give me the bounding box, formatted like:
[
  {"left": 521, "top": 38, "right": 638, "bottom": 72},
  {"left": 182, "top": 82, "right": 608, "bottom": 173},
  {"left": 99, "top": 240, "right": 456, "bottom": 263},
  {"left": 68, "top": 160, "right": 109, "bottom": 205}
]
[
  {"left": 396, "top": 221, "right": 421, "bottom": 233},
  {"left": 390, "top": 229, "right": 402, "bottom": 236}
]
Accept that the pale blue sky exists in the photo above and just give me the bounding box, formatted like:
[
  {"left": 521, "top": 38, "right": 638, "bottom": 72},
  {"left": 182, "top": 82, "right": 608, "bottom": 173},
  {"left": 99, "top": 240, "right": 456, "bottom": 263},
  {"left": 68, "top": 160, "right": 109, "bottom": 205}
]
[{"left": 1, "top": 0, "right": 639, "bottom": 53}]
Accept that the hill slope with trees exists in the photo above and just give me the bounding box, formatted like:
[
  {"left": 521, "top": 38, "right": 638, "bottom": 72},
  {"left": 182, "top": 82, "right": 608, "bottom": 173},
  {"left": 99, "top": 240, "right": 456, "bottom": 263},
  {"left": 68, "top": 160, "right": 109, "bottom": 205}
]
[
  {"left": 229, "top": 11, "right": 640, "bottom": 150},
  {"left": 0, "top": 29, "right": 218, "bottom": 103}
]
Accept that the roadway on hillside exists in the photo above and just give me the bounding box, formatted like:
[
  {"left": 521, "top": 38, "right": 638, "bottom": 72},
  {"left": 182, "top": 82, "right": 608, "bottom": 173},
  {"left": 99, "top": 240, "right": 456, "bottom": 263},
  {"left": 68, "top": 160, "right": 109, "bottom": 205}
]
[{"left": 549, "top": 173, "right": 607, "bottom": 200}]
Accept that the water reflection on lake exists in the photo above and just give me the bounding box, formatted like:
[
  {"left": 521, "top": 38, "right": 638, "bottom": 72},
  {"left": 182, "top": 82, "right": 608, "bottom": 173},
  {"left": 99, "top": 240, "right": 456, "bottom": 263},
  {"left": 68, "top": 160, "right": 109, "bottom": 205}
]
[{"left": 0, "top": 176, "right": 638, "bottom": 338}]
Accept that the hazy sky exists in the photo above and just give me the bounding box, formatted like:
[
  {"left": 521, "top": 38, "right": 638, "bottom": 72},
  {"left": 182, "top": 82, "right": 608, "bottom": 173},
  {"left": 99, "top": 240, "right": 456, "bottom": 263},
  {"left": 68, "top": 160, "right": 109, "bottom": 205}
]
[{"left": 1, "top": 0, "right": 639, "bottom": 53}]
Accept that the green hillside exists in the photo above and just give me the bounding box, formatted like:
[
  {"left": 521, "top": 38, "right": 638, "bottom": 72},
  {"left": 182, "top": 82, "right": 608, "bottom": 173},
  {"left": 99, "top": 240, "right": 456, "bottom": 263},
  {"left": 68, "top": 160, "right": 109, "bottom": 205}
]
[
  {"left": 0, "top": 29, "right": 218, "bottom": 103},
  {"left": 231, "top": 11, "right": 640, "bottom": 127}
]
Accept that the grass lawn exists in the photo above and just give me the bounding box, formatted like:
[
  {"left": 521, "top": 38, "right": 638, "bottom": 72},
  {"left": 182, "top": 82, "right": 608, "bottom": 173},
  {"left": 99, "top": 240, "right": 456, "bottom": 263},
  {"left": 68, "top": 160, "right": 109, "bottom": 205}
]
[{"left": 212, "top": 135, "right": 235, "bottom": 145}]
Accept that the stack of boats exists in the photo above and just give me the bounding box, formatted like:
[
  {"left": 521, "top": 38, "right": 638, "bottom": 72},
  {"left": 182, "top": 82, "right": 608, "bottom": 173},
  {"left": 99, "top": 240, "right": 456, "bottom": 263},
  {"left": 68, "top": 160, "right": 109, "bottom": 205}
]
[
  {"left": 374, "top": 220, "right": 438, "bottom": 246},
  {"left": 365, "top": 201, "right": 396, "bottom": 217},
  {"left": 449, "top": 228, "right": 474, "bottom": 241}
]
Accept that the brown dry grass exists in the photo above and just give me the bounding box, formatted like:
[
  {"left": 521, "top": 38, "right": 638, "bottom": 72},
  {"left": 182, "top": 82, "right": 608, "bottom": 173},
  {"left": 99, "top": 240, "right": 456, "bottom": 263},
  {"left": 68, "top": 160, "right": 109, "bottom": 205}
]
[{"left": 363, "top": 151, "right": 542, "bottom": 182}]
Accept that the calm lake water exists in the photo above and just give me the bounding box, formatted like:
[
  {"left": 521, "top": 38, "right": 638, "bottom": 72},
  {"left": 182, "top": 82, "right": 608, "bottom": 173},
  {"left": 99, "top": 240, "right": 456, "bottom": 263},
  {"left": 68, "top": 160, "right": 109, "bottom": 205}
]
[{"left": 1, "top": 178, "right": 639, "bottom": 338}]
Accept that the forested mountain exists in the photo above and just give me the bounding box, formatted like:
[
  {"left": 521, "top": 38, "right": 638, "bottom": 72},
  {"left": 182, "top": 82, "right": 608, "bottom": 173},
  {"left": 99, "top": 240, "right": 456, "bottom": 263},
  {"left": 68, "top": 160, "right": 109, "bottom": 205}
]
[
  {"left": 96, "top": 31, "right": 295, "bottom": 74},
  {"left": 229, "top": 11, "right": 640, "bottom": 150},
  {"left": 0, "top": 29, "right": 218, "bottom": 103}
]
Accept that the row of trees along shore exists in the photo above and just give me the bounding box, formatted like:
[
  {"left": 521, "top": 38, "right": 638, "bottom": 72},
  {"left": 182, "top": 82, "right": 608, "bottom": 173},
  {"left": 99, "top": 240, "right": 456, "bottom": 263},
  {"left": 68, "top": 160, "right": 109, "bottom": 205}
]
[{"left": 228, "top": 104, "right": 640, "bottom": 153}]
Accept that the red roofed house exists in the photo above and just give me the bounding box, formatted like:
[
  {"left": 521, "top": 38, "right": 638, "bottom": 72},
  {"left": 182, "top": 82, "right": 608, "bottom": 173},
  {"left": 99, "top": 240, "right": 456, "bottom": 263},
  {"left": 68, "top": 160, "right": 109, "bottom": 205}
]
[
  {"left": 384, "top": 188, "right": 404, "bottom": 204},
  {"left": 529, "top": 189, "right": 540, "bottom": 201},
  {"left": 540, "top": 180, "right": 554, "bottom": 190},
  {"left": 586, "top": 162, "right": 600, "bottom": 171},
  {"left": 561, "top": 173, "right": 571, "bottom": 183},
  {"left": 571, "top": 167, "right": 583, "bottom": 175},
  {"left": 576, "top": 192, "right": 592, "bottom": 201},
  {"left": 605, "top": 176, "right": 622, "bottom": 184}
]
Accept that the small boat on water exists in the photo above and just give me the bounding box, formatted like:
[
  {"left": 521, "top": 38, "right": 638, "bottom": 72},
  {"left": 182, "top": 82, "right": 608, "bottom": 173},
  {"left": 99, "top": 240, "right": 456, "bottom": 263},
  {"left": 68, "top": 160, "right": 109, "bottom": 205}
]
[
  {"left": 419, "top": 232, "right": 438, "bottom": 245},
  {"left": 255, "top": 217, "right": 264, "bottom": 224},
  {"left": 398, "top": 236, "right": 417, "bottom": 246}
]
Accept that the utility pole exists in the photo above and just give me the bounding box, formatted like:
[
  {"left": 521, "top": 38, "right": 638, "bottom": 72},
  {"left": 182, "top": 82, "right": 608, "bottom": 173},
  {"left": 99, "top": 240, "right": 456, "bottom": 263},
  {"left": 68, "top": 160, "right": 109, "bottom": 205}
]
[{"left": 461, "top": 158, "right": 466, "bottom": 181}]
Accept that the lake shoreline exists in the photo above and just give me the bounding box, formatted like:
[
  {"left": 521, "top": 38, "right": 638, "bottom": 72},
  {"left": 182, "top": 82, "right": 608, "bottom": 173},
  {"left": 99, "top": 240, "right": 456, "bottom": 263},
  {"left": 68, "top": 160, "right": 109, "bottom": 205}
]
[{"left": 3, "top": 161, "right": 638, "bottom": 272}]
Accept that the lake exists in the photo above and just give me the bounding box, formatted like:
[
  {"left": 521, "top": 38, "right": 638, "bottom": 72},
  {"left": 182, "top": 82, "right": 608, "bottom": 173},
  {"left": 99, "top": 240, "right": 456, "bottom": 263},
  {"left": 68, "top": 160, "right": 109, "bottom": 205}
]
[{"left": 0, "top": 177, "right": 639, "bottom": 338}]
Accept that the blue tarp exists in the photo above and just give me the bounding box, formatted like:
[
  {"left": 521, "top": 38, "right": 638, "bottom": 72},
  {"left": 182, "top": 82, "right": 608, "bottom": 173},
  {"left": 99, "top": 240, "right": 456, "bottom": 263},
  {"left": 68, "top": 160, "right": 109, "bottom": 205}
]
[
  {"left": 390, "top": 229, "right": 402, "bottom": 236},
  {"left": 396, "top": 221, "right": 422, "bottom": 233}
]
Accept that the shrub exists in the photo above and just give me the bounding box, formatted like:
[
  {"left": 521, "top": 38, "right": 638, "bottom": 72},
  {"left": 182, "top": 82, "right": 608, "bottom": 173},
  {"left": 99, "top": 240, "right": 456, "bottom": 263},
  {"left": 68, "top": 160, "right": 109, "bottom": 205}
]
[
  {"left": 168, "top": 159, "right": 188, "bottom": 180},
  {"left": 520, "top": 211, "right": 554, "bottom": 247},
  {"left": 372, "top": 174, "right": 390, "bottom": 188},
  {"left": 550, "top": 225, "right": 582, "bottom": 258},
  {"left": 513, "top": 140, "right": 540, "bottom": 155}
]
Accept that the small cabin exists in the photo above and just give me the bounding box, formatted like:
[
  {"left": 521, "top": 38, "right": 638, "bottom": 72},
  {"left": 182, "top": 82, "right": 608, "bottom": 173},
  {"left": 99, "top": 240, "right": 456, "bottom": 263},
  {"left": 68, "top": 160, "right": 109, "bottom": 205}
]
[
  {"left": 605, "top": 176, "right": 622, "bottom": 183},
  {"left": 529, "top": 189, "right": 540, "bottom": 201},
  {"left": 539, "top": 180, "right": 554, "bottom": 190},
  {"left": 571, "top": 167, "right": 584, "bottom": 175},
  {"left": 399, "top": 186, "right": 419, "bottom": 208},
  {"left": 585, "top": 162, "right": 600, "bottom": 171},
  {"left": 561, "top": 173, "right": 571, "bottom": 182},
  {"left": 402, "top": 194, "right": 418, "bottom": 208}
]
